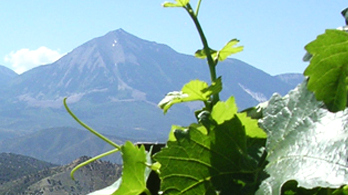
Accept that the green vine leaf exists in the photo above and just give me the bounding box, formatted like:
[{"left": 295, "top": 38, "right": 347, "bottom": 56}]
[
  {"left": 237, "top": 112, "right": 267, "bottom": 139},
  {"left": 168, "top": 125, "right": 188, "bottom": 142},
  {"left": 211, "top": 96, "right": 267, "bottom": 139},
  {"left": 158, "top": 79, "right": 222, "bottom": 113},
  {"left": 304, "top": 29, "right": 348, "bottom": 112},
  {"left": 256, "top": 81, "right": 348, "bottom": 195},
  {"left": 211, "top": 96, "right": 238, "bottom": 124},
  {"left": 89, "top": 141, "right": 151, "bottom": 195},
  {"left": 195, "top": 39, "right": 243, "bottom": 62},
  {"left": 217, "top": 39, "right": 244, "bottom": 61},
  {"left": 154, "top": 117, "right": 263, "bottom": 194},
  {"left": 202, "top": 76, "right": 222, "bottom": 95},
  {"left": 162, "top": 0, "right": 189, "bottom": 7},
  {"left": 194, "top": 48, "right": 217, "bottom": 59}
]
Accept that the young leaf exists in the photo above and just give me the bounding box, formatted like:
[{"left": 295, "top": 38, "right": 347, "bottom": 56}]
[
  {"left": 194, "top": 39, "right": 243, "bottom": 62},
  {"left": 201, "top": 76, "right": 222, "bottom": 95},
  {"left": 237, "top": 112, "right": 267, "bottom": 139},
  {"left": 162, "top": 0, "right": 189, "bottom": 7},
  {"left": 216, "top": 39, "right": 244, "bottom": 61},
  {"left": 211, "top": 96, "right": 267, "bottom": 139},
  {"left": 211, "top": 96, "right": 238, "bottom": 124},
  {"left": 158, "top": 91, "right": 189, "bottom": 114},
  {"left": 158, "top": 79, "right": 221, "bottom": 113},
  {"left": 154, "top": 118, "right": 263, "bottom": 194},
  {"left": 89, "top": 141, "right": 151, "bottom": 195},
  {"left": 256, "top": 81, "right": 348, "bottom": 194},
  {"left": 304, "top": 29, "right": 348, "bottom": 112},
  {"left": 194, "top": 48, "right": 217, "bottom": 59}
]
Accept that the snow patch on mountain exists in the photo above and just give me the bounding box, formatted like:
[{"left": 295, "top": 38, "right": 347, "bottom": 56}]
[
  {"left": 112, "top": 40, "right": 117, "bottom": 47},
  {"left": 238, "top": 83, "right": 267, "bottom": 103}
]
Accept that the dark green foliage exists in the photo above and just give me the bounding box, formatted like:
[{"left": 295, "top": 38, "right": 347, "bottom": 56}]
[
  {"left": 304, "top": 29, "right": 348, "bottom": 112},
  {"left": 154, "top": 116, "right": 264, "bottom": 194}
]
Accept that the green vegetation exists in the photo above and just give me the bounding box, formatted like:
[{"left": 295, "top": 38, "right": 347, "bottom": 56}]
[
  {"left": 0, "top": 155, "right": 122, "bottom": 194},
  {"left": 0, "top": 153, "right": 56, "bottom": 184},
  {"left": 64, "top": 1, "right": 348, "bottom": 194},
  {"left": 304, "top": 30, "right": 348, "bottom": 112}
]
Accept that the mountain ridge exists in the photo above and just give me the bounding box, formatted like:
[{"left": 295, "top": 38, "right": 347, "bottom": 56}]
[
  {"left": 0, "top": 127, "right": 123, "bottom": 165},
  {"left": 0, "top": 154, "right": 122, "bottom": 194},
  {"left": 0, "top": 28, "right": 303, "bottom": 164}
]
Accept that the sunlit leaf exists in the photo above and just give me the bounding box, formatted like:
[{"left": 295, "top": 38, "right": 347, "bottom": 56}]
[
  {"left": 154, "top": 118, "right": 264, "bottom": 194},
  {"left": 201, "top": 76, "right": 222, "bottom": 95},
  {"left": 88, "top": 141, "right": 151, "bottom": 195},
  {"left": 304, "top": 29, "right": 348, "bottom": 112},
  {"left": 181, "top": 80, "right": 212, "bottom": 99},
  {"left": 237, "top": 112, "right": 267, "bottom": 139},
  {"left": 158, "top": 91, "right": 189, "bottom": 114},
  {"left": 158, "top": 79, "right": 221, "bottom": 113},
  {"left": 256, "top": 81, "right": 348, "bottom": 194},
  {"left": 216, "top": 39, "right": 243, "bottom": 61},
  {"left": 211, "top": 96, "right": 266, "bottom": 139},
  {"left": 162, "top": 0, "right": 189, "bottom": 7},
  {"left": 194, "top": 48, "right": 217, "bottom": 59},
  {"left": 194, "top": 39, "right": 243, "bottom": 62},
  {"left": 211, "top": 96, "right": 238, "bottom": 124}
]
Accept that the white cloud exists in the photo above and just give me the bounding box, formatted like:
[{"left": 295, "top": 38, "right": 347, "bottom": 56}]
[{"left": 4, "top": 46, "right": 65, "bottom": 74}]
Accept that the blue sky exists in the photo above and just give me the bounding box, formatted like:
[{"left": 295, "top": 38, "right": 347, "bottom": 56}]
[{"left": 1, "top": 1, "right": 347, "bottom": 75}]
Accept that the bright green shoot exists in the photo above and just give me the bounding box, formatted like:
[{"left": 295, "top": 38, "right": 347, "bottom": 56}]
[
  {"left": 159, "top": 0, "right": 243, "bottom": 112},
  {"left": 63, "top": 98, "right": 120, "bottom": 149},
  {"left": 70, "top": 148, "right": 119, "bottom": 180},
  {"left": 64, "top": 98, "right": 121, "bottom": 180}
]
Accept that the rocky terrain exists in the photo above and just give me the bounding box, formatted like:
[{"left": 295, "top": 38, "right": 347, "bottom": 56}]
[{"left": 0, "top": 153, "right": 122, "bottom": 194}]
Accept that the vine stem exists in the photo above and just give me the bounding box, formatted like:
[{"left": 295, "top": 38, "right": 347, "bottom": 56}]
[
  {"left": 185, "top": 3, "right": 220, "bottom": 105},
  {"left": 63, "top": 98, "right": 121, "bottom": 150},
  {"left": 70, "top": 148, "right": 119, "bottom": 180},
  {"left": 195, "top": 0, "right": 202, "bottom": 16}
]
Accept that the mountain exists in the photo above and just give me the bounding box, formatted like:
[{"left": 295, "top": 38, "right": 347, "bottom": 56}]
[
  {"left": 0, "top": 127, "right": 123, "bottom": 165},
  {"left": 0, "top": 29, "right": 303, "bottom": 164},
  {"left": 275, "top": 73, "right": 305, "bottom": 88},
  {"left": 5, "top": 29, "right": 296, "bottom": 109},
  {"left": 1, "top": 29, "right": 200, "bottom": 139},
  {"left": 0, "top": 153, "right": 56, "bottom": 185},
  {"left": 0, "top": 155, "right": 122, "bottom": 195},
  {"left": 0, "top": 65, "right": 17, "bottom": 86},
  {"left": 7, "top": 29, "right": 201, "bottom": 102}
]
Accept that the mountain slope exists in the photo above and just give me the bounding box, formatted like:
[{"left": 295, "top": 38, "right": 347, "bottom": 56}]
[
  {"left": 0, "top": 153, "right": 56, "bottom": 185},
  {"left": 7, "top": 29, "right": 202, "bottom": 102},
  {"left": 0, "top": 29, "right": 301, "bottom": 146},
  {"left": 275, "top": 73, "right": 304, "bottom": 88},
  {"left": 0, "top": 156, "right": 122, "bottom": 195},
  {"left": 0, "top": 127, "right": 123, "bottom": 165},
  {"left": 0, "top": 29, "right": 305, "bottom": 180},
  {"left": 0, "top": 65, "right": 18, "bottom": 116},
  {"left": 0, "top": 65, "right": 17, "bottom": 86},
  {"left": 6, "top": 29, "right": 295, "bottom": 109}
]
